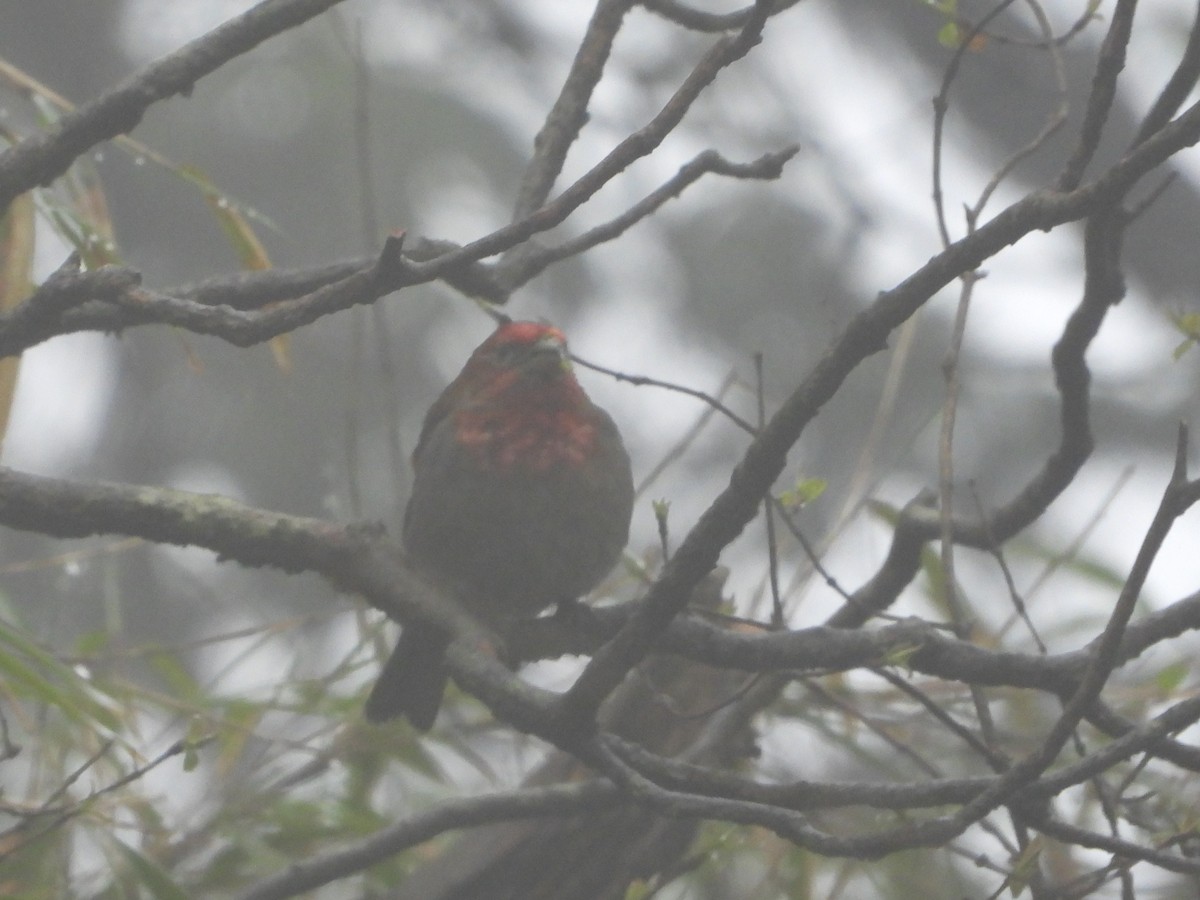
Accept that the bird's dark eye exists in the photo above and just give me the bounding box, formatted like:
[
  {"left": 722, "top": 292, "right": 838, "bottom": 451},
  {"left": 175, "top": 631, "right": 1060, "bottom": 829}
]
[{"left": 492, "top": 343, "right": 527, "bottom": 365}]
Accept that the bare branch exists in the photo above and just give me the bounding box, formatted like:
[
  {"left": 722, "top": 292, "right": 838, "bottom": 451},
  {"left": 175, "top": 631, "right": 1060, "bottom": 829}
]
[
  {"left": 235, "top": 782, "right": 616, "bottom": 900},
  {"left": 559, "top": 98, "right": 1200, "bottom": 730},
  {"left": 573, "top": 352, "right": 757, "bottom": 435},
  {"left": 643, "top": 0, "right": 804, "bottom": 32},
  {"left": 510, "top": 0, "right": 639, "bottom": 221},
  {"left": 0, "top": 235, "right": 505, "bottom": 358},
  {"left": 502, "top": 147, "right": 798, "bottom": 291},
  {"left": 0, "top": 0, "right": 350, "bottom": 213},
  {"left": 0, "top": 255, "right": 140, "bottom": 357},
  {"left": 1133, "top": 2, "right": 1200, "bottom": 146},
  {"left": 411, "top": 0, "right": 778, "bottom": 281},
  {"left": 1055, "top": 0, "right": 1137, "bottom": 190}
]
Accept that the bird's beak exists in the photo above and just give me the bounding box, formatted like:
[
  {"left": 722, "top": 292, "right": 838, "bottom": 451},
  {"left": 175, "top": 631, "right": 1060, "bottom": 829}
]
[{"left": 526, "top": 335, "right": 570, "bottom": 374}]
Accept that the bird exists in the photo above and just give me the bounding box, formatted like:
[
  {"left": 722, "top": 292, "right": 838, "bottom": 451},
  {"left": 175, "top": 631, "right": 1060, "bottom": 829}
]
[{"left": 365, "top": 319, "right": 635, "bottom": 729}]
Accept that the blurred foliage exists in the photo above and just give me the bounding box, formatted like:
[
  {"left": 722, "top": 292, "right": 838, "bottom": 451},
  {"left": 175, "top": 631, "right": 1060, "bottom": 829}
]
[{"left": 1, "top": 0, "right": 1199, "bottom": 897}]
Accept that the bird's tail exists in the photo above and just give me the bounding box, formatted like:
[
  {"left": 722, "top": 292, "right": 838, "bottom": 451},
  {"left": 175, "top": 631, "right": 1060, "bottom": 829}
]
[{"left": 364, "top": 623, "right": 449, "bottom": 730}]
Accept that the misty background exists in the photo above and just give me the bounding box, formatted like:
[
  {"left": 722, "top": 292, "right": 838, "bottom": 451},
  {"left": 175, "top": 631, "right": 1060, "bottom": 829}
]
[{"left": 2, "top": 3, "right": 1200, "bottom": 891}]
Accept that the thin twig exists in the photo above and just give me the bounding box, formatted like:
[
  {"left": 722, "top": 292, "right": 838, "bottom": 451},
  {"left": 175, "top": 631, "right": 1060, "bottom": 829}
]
[
  {"left": 968, "top": 481, "right": 1046, "bottom": 654},
  {"left": 501, "top": 147, "right": 798, "bottom": 291},
  {"left": 574, "top": 355, "right": 757, "bottom": 434},
  {"left": 930, "top": 0, "right": 1023, "bottom": 247},
  {"left": 635, "top": 370, "right": 740, "bottom": 498},
  {"left": 969, "top": 0, "right": 1070, "bottom": 221},
  {"left": 0, "top": 0, "right": 350, "bottom": 213},
  {"left": 755, "top": 352, "right": 785, "bottom": 627},
  {"left": 1056, "top": 0, "right": 1138, "bottom": 191},
  {"left": 643, "top": 0, "right": 803, "bottom": 32},
  {"left": 509, "top": 0, "right": 639, "bottom": 222}
]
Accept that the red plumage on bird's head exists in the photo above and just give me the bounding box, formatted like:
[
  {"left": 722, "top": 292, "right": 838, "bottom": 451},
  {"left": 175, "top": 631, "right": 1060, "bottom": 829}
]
[
  {"left": 456, "top": 320, "right": 582, "bottom": 401},
  {"left": 412, "top": 321, "right": 592, "bottom": 471}
]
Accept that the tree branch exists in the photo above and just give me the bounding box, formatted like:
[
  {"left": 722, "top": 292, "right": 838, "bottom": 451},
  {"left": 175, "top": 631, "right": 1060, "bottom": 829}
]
[
  {"left": 234, "top": 782, "right": 617, "bottom": 900},
  {"left": 0, "top": 0, "right": 350, "bottom": 214},
  {"left": 557, "top": 97, "right": 1200, "bottom": 732}
]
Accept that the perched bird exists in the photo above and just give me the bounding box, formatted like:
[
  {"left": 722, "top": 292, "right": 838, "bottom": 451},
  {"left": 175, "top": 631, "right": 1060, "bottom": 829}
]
[{"left": 365, "top": 320, "right": 635, "bottom": 729}]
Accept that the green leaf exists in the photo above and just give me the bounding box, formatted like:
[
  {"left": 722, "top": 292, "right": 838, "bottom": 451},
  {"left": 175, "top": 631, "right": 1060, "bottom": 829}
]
[
  {"left": 0, "top": 615, "right": 120, "bottom": 728},
  {"left": 868, "top": 499, "right": 901, "bottom": 525},
  {"left": 882, "top": 643, "right": 922, "bottom": 670},
  {"left": 182, "top": 718, "right": 213, "bottom": 773},
  {"left": 779, "top": 476, "right": 826, "bottom": 510},
  {"left": 113, "top": 840, "right": 191, "bottom": 900},
  {"left": 146, "top": 648, "right": 203, "bottom": 703},
  {"left": 194, "top": 844, "right": 251, "bottom": 891},
  {"left": 1011, "top": 538, "right": 1127, "bottom": 591},
  {"left": 213, "top": 699, "right": 266, "bottom": 777},
  {"left": 937, "top": 21, "right": 961, "bottom": 47},
  {"left": 1170, "top": 311, "right": 1200, "bottom": 336},
  {"left": 1006, "top": 836, "right": 1044, "bottom": 896},
  {"left": 0, "top": 189, "right": 34, "bottom": 447},
  {"left": 73, "top": 629, "right": 112, "bottom": 658},
  {"left": 919, "top": 544, "right": 952, "bottom": 616},
  {"left": 1155, "top": 661, "right": 1189, "bottom": 696}
]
